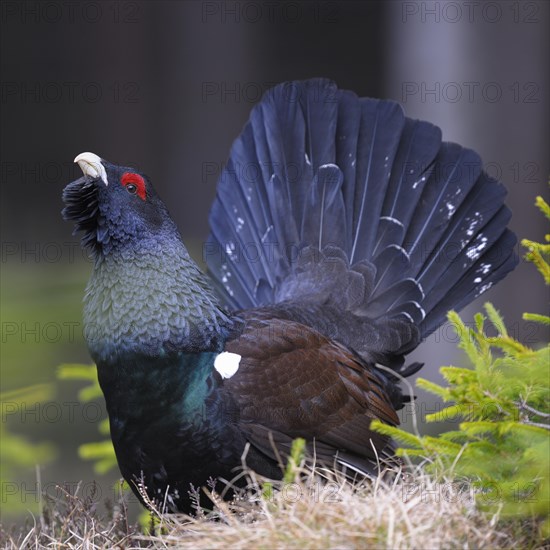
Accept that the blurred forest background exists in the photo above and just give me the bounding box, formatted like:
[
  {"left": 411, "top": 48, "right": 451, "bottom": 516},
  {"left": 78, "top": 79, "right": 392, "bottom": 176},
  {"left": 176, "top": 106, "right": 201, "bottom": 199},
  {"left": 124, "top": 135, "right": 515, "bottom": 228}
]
[{"left": 1, "top": 0, "right": 548, "bottom": 525}]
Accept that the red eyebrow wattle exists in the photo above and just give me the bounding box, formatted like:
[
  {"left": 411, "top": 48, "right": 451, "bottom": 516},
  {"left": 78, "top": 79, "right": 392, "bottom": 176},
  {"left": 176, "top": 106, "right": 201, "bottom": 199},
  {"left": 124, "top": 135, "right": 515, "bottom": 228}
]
[{"left": 121, "top": 172, "right": 146, "bottom": 200}]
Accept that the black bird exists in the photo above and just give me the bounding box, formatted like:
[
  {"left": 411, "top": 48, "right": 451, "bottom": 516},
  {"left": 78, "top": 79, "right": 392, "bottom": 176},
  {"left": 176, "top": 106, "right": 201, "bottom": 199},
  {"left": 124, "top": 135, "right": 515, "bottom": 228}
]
[{"left": 63, "top": 79, "right": 517, "bottom": 513}]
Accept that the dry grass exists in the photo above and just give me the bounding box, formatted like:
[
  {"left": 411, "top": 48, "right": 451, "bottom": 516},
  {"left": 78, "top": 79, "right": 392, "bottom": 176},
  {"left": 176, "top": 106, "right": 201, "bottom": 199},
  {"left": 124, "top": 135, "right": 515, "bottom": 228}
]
[
  {"left": 0, "top": 481, "right": 141, "bottom": 549},
  {"left": 2, "top": 465, "right": 547, "bottom": 550}
]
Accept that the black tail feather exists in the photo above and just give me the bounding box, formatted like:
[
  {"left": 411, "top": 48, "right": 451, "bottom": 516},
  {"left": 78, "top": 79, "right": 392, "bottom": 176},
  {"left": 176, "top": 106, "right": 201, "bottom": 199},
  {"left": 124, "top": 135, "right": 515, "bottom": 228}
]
[{"left": 206, "top": 79, "right": 518, "bottom": 369}]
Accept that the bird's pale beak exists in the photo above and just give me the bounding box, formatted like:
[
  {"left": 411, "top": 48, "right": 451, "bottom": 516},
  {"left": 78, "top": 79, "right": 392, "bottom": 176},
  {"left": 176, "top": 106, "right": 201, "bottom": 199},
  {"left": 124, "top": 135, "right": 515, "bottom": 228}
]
[{"left": 74, "top": 152, "right": 108, "bottom": 185}]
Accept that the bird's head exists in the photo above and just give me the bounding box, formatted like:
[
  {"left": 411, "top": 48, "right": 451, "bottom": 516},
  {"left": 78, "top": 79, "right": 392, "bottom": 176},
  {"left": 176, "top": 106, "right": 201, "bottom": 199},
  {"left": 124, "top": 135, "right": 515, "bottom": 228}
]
[{"left": 63, "top": 152, "right": 178, "bottom": 256}]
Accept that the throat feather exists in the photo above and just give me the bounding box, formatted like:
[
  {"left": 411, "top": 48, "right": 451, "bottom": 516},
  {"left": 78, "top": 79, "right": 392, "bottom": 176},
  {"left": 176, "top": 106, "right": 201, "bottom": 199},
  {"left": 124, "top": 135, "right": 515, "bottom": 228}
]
[{"left": 84, "top": 245, "right": 231, "bottom": 360}]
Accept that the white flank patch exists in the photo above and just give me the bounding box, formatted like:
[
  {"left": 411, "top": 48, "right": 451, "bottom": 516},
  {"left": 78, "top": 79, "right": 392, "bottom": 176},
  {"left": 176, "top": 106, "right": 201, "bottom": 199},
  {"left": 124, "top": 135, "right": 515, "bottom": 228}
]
[{"left": 214, "top": 352, "right": 241, "bottom": 379}]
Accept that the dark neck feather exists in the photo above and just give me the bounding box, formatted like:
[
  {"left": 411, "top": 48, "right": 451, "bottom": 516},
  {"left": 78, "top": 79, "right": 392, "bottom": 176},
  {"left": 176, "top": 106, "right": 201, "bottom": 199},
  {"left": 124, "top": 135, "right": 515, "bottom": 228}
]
[{"left": 83, "top": 230, "right": 234, "bottom": 363}]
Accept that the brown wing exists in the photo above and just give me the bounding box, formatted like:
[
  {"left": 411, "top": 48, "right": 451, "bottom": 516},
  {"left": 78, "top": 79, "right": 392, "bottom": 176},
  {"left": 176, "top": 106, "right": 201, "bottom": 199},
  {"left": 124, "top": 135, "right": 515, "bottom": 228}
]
[{"left": 222, "top": 311, "right": 399, "bottom": 468}]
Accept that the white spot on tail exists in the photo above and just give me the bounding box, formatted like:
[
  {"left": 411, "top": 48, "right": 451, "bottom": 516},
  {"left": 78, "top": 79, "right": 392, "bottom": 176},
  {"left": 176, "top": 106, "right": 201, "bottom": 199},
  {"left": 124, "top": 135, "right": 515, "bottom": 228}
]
[
  {"left": 412, "top": 175, "right": 427, "bottom": 190},
  {"left": 214, "top": 352, "right": 241, "bottom": 379},
  {"left": 480, "top": 262, "right": 491, "bottom": 274},
  {"left": 400, "top": 311, "right": 415, "bottom": 323},
  {"left": 225, "top": 242, "right": 236, "bottom": 257},
  {"left": 380, "top": 216, "right": 404, "bottom": 228},
  {"left": 466, "top": 235, "right": 488, "bottom": 261},
  {"left": 445, "top": 202, "right": 456, "bottom": 218},
  {"left": 412, "top": 301, "right": 426, "bottom": 320},
  {"left": 476, "top": 282, "right": 493, "bottom": 296}
]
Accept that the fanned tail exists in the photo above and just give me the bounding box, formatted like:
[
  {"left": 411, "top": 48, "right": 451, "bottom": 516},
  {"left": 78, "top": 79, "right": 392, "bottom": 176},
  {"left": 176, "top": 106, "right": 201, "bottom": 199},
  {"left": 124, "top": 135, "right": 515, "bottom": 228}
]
[{"left": 206, "top": 79, "right": 517, "bottom": 369}]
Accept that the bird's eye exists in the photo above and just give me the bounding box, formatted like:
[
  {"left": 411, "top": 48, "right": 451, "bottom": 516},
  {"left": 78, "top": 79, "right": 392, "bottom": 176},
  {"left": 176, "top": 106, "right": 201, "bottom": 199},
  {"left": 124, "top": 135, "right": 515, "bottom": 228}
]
[{"left": 120, "top": 172, "right": 146, "bottom": 200}]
